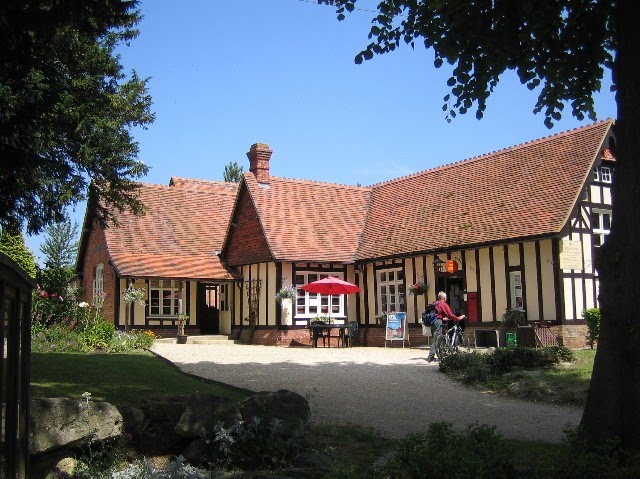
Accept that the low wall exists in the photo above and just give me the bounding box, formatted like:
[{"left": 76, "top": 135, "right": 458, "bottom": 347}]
[{"left": 232, "top": 326, "right": 431, "bottom": 348}]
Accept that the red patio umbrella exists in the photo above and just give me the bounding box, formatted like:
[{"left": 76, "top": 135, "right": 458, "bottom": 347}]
[{"left": 300, "top": 276, "right": 361, "bottom": 321}]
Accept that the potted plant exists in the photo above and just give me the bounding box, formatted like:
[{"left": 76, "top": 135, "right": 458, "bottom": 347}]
[
  {"left": 122, "top": 283, "right": 146, "bottom": 333},
  {"left": 375, "top": 313, "right": 387, "bottom": 325},
  {"left": 177, "top": 313, "right": 189, "bottom": 344},
  {"left": 275, "top": 285, "right": 296, "bottom": 326}
]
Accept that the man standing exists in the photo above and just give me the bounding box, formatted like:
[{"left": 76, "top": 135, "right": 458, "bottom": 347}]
[{"left": 427, "top": 291, "right": 466, "bottom": 363}]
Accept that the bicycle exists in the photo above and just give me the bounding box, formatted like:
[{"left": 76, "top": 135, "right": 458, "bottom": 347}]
[{"left": 436, "top": 319, "right": 471, "bottom": 361}]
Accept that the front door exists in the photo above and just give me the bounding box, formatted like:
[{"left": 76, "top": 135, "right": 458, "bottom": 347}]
[{"left": 436, "top": 275, "right": 465, "bottom": 316}]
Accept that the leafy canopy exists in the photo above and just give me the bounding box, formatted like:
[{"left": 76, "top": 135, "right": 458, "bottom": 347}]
[
  {"left": 0, "top": 230, "right": 37, "bottom": 278},
  {"left": 0, "top": 0, "right": 154, "bottom": 235},
  {"left": 40, "top": 220, "right": 79, "bottom": 269},
  {"left": 327, "top": 0, "right": 614, "bottom": 127}
]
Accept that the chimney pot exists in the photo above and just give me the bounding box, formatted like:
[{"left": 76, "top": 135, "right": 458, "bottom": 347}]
[{"left": 247, "top": 143, "right": 272, "bottom": 184}]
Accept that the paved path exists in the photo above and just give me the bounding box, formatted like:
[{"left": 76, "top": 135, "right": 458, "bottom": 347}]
[{"left": 151, "top": 343, "right": 582, "bottom": 442}]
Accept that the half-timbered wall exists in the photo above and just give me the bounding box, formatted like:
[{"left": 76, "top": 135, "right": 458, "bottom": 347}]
[
  {"left": 233, "top": 262, "right": 358, "bottom": 327},
  {"left": 357, "top": 241, "right": 563, "bottom": 325},
  {"left": 559, "top": 158, "right": 613, "bottom": 321},
  {"left": 117, "top": 278, "right": 197, "bottom": 328}
]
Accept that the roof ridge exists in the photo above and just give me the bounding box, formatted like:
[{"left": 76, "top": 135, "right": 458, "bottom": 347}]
[
  {"left": 369, "top": 118, "right": 613, "bottom": 188},
  {"left": 170, "top": 176, "right": 238, "bottom": 187},
  {"left": 269, "top": 175, "right": 371, "bottom": 190}
]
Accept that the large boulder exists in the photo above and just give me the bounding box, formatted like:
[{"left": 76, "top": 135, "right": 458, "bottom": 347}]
[
  {"left": 239, "top": 390, "right": 311, "bottom": 438},
  {"left": 30, "top": 397, "right": 122, "bottom": 455},
  {"left": 175, "top": 393, "right": 239, "bottom": 438},
  {"left": 135, "top": 396, "right": 190, "bottom": 456}
]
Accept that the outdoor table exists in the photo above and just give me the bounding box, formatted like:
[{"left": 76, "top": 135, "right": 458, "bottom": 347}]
[{"left": 309, "top": 323, "right": 348, "bottom": 348}]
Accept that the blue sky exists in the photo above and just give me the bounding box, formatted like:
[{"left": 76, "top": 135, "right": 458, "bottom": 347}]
[{"left": 25, "top": 0, "right": 617, "bottom": 263}]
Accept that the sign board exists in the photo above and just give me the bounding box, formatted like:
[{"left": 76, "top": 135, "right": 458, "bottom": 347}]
[
  {"left": 505, "top": 331, "right": 518, "bottom": 348},
  {"left": 560, "top": 240, "right": 583, "bottom": 270},
  {"left": 445, "top": 260, "right": 459, "bottom": 273},
  {"left": 385, "top": 312, "right": 408, "bottom": 347}
]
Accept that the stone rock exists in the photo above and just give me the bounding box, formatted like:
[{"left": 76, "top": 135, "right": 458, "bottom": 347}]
[
  {"left": 117, "top": 405, "right": 145, "bottom": 437},
  {"left": 44, "top": 457, "right": 77, "bottom": 479},
  {"left": 30, "top": 397, "right": 122, "bottom": 455},
  {"left": 135, "top": 396, "right": 190, "bottom": 455},
  {"left": 175, "top": 393, "right": 238, "bottom": 438},
  {"left": 239, "top": 390, "right": 310, "bottom": 438}
]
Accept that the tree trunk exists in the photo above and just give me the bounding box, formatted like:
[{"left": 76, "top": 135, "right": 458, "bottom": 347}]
[{"left": 580, "top": 0, "right": 640, "bottom": 449}]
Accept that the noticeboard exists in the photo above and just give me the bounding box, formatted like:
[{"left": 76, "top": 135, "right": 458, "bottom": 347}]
[
  {"left": 385, "top": 312, "right": 408, "bottom": 347},
  {"left": 505, "top": 331, "right": 518, "bottom": 348}
]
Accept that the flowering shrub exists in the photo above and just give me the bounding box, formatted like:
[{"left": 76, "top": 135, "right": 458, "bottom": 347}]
[{"left": 408, "top": 282, "right": 428, "bottom": 295}]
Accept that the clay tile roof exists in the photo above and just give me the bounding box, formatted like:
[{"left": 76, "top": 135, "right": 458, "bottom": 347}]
[
  {"left": 243, "top": 172, "right": 371, "bottom": 263},
  {"left": 105, "top": 180, "right": 238, "bottom": 280},
  {"left": 356, "top": 119, "right": 613, "bottom": 260}
]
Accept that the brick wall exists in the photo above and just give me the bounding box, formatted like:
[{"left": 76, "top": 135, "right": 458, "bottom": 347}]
[
  {"left": 232, "top": 326, "right": 431, "bottom": 348},
  {"left": 551, "top": 324, "right": 589, "bottom": 349},
  {"left": 224, "top": 189, "right": 272, "bottom": 267},
  {"left": 80, "top": 224, "right": 118, "bottom": 325}
]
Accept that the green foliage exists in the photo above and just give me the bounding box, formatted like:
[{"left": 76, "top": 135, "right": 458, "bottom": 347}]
[
  {"left": 40, "top": 220, "right": 79, "bottom": 268},
  {"left": 0, "top": 0, "right": 154, "bottom": 234},
  {"left": 201, "top": 416, "right": 304, "bottom": 470},
  {"left": 441, "top": 347, "right": 575, "bottom": 379},
  {"left": 583, "top": 308, "right": 601, "bottom": 349},
  {"left": 542, "top": 428, "right": 640, "bottom": 479},
  {"left": 36, "top": 265, "right": 76, "bottom": 297},
  {"left": 382, "top": 422, "right": 515, "bottom": 479},
  {"left": 31, "top": 295, "right": 155, "bottom": 353},
  {"left": 330, "top": 0, "right": 612, "bottom": 127},
  {"left": 223, "top": 161, "right": 244, "bottom": 183},
  {"left": 501, "top": 308, "right": 528, "bottom": 327},
  {"left": 0, "top": 230, "right": 37, "bottom": 277}
]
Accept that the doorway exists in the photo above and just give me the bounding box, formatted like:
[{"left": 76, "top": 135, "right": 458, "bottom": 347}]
[
  {"left": 197, "top": 283, "right": 220, "bottom": 334},
  {"left": 436, "top": 275, "right": 465, "bottom": 316}
]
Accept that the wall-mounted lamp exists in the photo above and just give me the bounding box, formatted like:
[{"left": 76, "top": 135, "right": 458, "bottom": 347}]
[{"left": 433, "top": 256, "right": 445, "bottom": 272}]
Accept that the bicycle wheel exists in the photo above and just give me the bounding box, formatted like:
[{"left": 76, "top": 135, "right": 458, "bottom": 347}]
[{"left": 436, "top": 334, "right": 450, "bottom": 362}]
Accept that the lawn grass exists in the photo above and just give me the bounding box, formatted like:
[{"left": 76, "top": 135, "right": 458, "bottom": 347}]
[
  {"left": 482, "top": 349, "right": 595, "bottom": 406},
  {"left": 30, "top": 351, "right": 248, "bottom": 407}
]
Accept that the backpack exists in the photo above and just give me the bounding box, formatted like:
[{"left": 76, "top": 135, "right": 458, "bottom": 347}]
[{"left": 421, "top": 302, "right": 437, "bottom": 326}]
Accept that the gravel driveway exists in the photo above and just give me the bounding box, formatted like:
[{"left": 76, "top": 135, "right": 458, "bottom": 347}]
[{"left": 151, "top": 342, "right": 581, "bottom": 442}]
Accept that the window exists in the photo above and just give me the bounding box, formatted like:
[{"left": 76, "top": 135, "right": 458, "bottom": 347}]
[
  {"left": 294, "top": 272, "right": 344, "bottom": 318},
  {"left": 593, "top": 166, "right": 612, "bottom": 183},
  {"left": 149, "top": 280, "right": 181, "bottom": 316},
  {"left": 92, "top": 264, "right": 104, "bottom": 308},
  {"left": 592, "top": 210, "right": 612, "bottom": 247},
  {"left": 377, "top": 268, "right": 405, "bottom": 315},
  {"left": 509, "top": 271, "right": 524, "bottom": 311}
]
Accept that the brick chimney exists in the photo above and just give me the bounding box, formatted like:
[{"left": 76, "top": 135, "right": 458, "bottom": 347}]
[{"left": 247, "top": 143, "right": 272, "bottom": 184}]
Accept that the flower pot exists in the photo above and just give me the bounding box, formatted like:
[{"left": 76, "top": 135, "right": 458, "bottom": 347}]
[
  {"left": 281, "top": 298, "right": 293, "bottom": 326},
  {"left": 176, "top": 334, "right": 188, "bottom": 344}
]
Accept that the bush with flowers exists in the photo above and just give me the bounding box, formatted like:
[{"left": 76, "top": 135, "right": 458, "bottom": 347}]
[{"left": 31, "top": 285, "right": 156, "bottom": 353}]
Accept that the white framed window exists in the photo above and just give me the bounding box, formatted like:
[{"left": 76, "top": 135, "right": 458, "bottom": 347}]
[
  {"left": 592, "top": 210, "right": 612, "bottom": 247},
  {"left": 92, "top": 264, "right": 104, "bottom": 308},
  {"left": 294, "top": 271, "right": 344, "bottom": 318},
  {"left": 149, "top": 280, "right": 181, "bottom": 316},
  {"left": 377, "top": 267, "right": 405, "bottom": 315},
  {"left": 509, "top": 271, "right": 524, "bottom": 311},
  {"left": 593, "top": 166, "right": 612, "bottom": 183}
]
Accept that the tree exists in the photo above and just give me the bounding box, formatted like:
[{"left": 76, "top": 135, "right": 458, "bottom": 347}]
[
  {"left": 40, "top": 221, "right": 79, "bottom": 269},
  {"left": 0, "top": 0, "right": 154, "bottom": 236},
  {"left": 328, "top": 0, "right": 639, "bottom": 449},
  {"left": 37, "top": 220, "right": 80, "bottom": 295},
  {"left": 224, "top": 161, "right": 244, "bottom": 183},
  {"left": 0, "top": 230, "right": 37, "bottom": 278}
]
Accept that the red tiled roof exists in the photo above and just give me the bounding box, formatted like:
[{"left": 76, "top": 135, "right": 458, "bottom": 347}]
[
  {"left": 105, "top": 180, "right": 238, "bottom": 280},
  {"left": 356, "top": 119, "right": 613, "bottom": 259},
  {"left": 243, "top": 172, "right": 371, "bottom": 263}
]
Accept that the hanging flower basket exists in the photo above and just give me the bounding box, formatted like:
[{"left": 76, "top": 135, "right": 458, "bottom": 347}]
[{"left": 408, "top": 282, "right": 428, "bottom": 295}]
